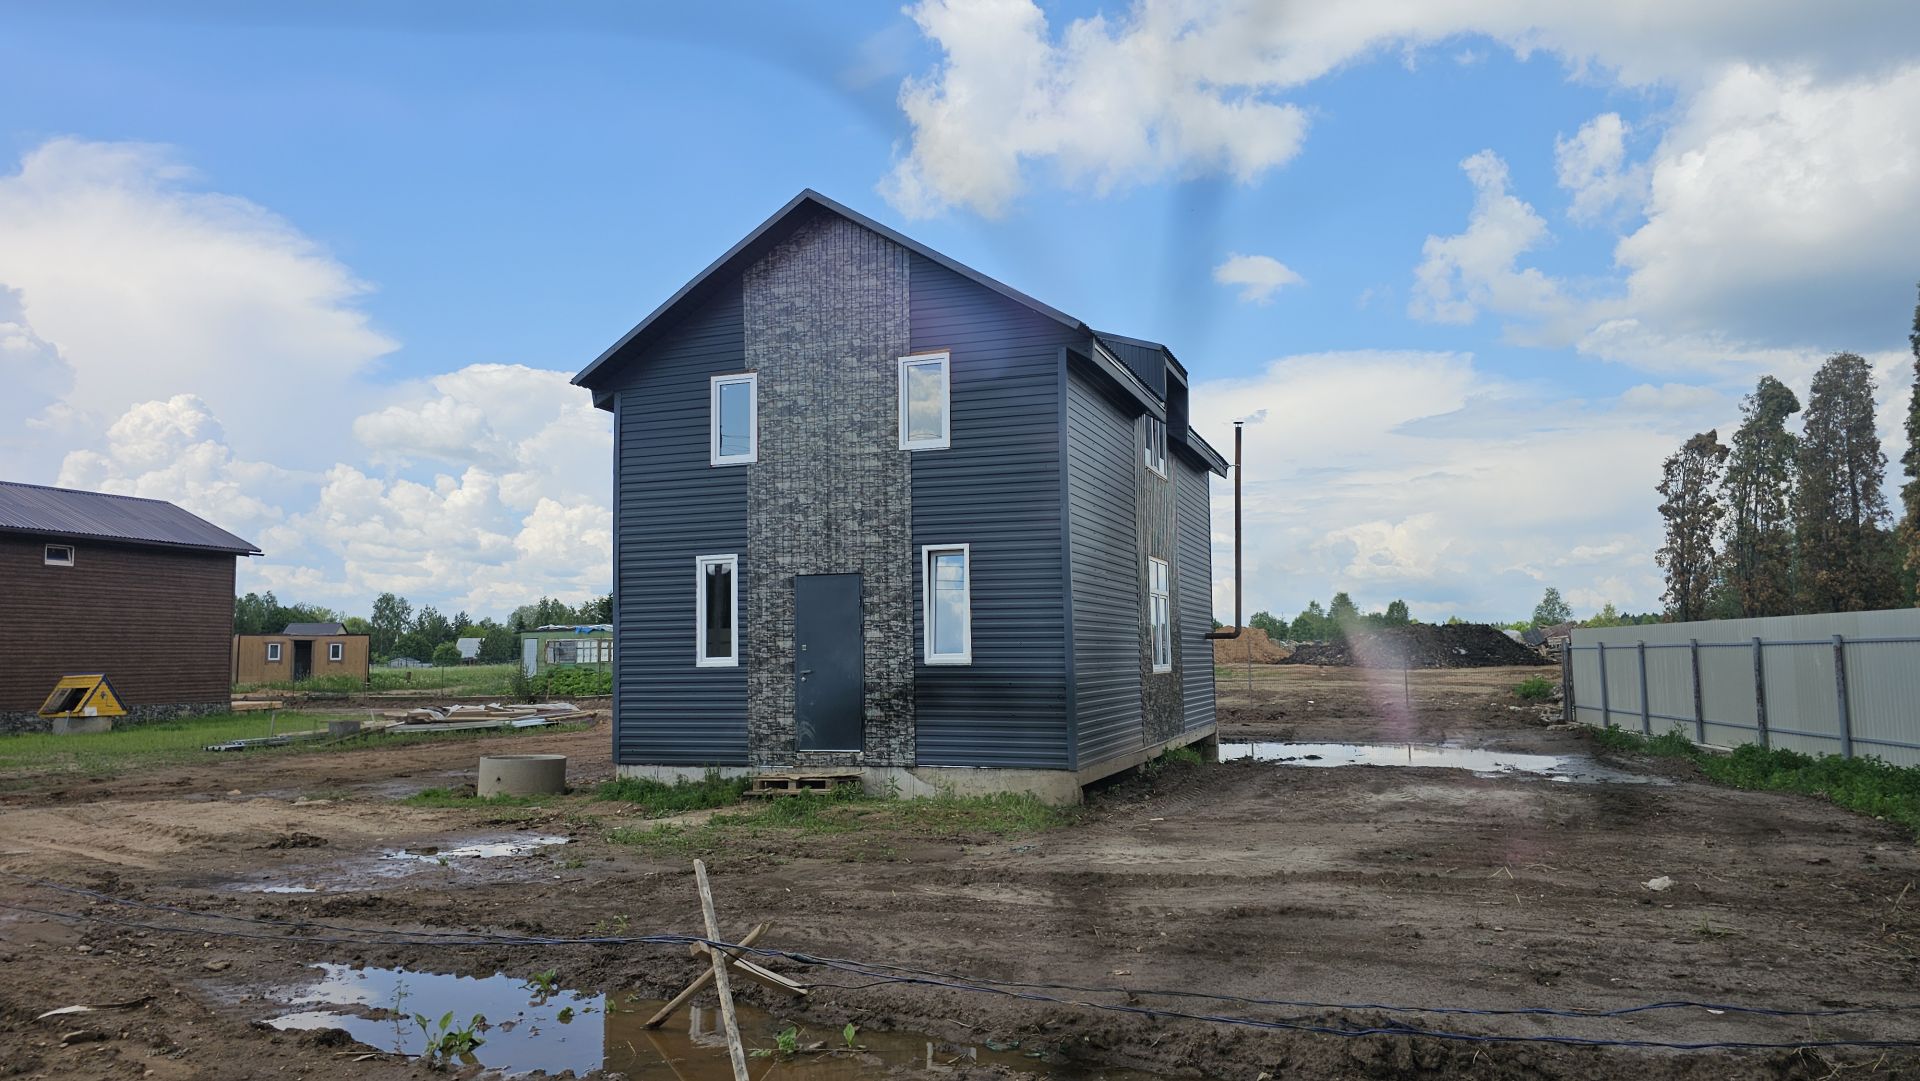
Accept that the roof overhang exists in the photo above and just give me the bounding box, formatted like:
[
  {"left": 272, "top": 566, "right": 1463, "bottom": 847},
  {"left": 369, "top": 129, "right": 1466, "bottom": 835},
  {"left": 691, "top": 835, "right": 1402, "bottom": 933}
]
[{"left": 574, "top": 189, "right": 1089, "bottom": 409}]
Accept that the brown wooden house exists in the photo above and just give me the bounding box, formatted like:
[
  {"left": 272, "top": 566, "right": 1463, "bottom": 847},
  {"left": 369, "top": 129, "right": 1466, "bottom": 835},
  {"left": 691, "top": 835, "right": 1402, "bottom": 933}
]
[
  {"left": 0, "top": 481, "right": 260, "bottom": 732},
  {"left": 232, "top": 622, "right": 371, "bottom": 686}
]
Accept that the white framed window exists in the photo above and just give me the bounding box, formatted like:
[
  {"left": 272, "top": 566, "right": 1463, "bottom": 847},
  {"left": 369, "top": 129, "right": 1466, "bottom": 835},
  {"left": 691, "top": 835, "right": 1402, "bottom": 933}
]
[
  {"left": 266, "top": 641, "right": 282, "bottom": 663},
  {"left": 328, "top": 642, "right": 344, "bottom": 662},
  {"left": 1143, "top": 416, "right": 1168, "bottom": 477},
  {"left": 1149, "top": 557, "right": 1172, "bottom": 672},
  {"left": 921, "top": 544, "right": 972, "bottom": 665},
  {"left": 548, "top": 637, "right": 611, "bottom": 664},
  {"left": 43, "top": 544, "right": 74, "bottom": 566},
  {"left": 695, "top": 554, "right": 739, "bottom": 667},
  {"left": 710, "top": 373, "right": 758, "bottom": 466},
  {"left": 898, "top": 352, "right": 951, "bottom": 450}
]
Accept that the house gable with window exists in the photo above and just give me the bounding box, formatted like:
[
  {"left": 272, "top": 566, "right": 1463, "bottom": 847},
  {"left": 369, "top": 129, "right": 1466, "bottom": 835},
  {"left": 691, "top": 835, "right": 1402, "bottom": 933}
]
[{"left": 574, "top": 190, "right": 1227, "bottom": 801}]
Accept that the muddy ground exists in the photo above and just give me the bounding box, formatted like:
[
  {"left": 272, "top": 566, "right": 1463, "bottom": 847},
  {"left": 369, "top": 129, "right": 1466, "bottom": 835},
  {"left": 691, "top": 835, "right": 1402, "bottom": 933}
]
[{"left": 2, "top": 666, "right": 1916, "bottom": 1080}]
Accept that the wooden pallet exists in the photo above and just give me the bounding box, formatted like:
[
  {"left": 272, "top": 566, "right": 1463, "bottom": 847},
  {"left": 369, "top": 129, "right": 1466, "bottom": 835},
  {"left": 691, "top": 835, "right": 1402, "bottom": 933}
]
[{"left": 747, "top": 772, "right": 861, "bottom": 797}]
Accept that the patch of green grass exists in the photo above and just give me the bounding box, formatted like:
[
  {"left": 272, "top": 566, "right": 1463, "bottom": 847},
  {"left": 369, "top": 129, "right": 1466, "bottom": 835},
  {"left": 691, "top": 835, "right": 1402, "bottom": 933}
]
[
  {"left": 233, "top": 662, "right": 526, "bottom": 698},
  {"left": 594, "top": 773, "right": 749, "bottom": 815},
  {"left": 1513, "top": 675, "right": 1557, "bottom": 701},
  {"left": 0, "top": 713, "right": 591, "bottom": 787},
  {"left": 0, "top": 711, "right": 337, "bottom": 778},
  {"left": 607, "top": 787, "right": 1074, "bottom": 856},
  {"left": 1592, "top": 726, "right": 1920, "bottom": 836}
]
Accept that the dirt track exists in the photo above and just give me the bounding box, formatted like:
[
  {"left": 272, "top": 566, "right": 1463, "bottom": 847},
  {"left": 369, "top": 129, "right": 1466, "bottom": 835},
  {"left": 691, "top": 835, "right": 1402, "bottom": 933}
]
[{"left": 2, "top": 667, "right": 1916, "bottom": 1080}]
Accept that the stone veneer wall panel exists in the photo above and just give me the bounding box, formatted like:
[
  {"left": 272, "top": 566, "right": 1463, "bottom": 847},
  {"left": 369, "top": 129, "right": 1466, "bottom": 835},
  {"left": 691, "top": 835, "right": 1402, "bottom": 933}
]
[{"left": 742, "top": 214, "right": 915, "bottom": 767}]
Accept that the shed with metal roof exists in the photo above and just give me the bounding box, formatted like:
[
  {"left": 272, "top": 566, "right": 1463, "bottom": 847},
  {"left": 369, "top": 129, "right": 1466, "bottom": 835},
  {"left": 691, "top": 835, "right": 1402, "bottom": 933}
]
[{"left": 0, "top": 481, "right": 259, "bottom": 730}]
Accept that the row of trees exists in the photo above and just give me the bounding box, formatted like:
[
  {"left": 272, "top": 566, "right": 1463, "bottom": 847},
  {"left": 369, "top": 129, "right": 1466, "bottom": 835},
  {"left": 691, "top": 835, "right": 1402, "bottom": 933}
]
[
  {"left": 234, "top": 590, "right": 612, "bottom": 664},
  {"left": 1247, "top": 592, "right": 1414, "bottom": 642},
  {"left": 1656, "top": 291, "right": 1920, "bottom": 622}
]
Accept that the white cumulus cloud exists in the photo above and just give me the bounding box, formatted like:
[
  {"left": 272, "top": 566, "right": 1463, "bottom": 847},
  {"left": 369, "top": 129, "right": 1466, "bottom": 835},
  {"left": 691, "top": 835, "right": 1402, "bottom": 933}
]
[{"left": 1212, "top": 253, "right": 1304, "bottom": 304}]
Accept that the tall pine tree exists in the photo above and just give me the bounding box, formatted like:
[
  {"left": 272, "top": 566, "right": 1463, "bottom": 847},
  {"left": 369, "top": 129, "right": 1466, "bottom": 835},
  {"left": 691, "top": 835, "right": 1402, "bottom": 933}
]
[
  {"left": 1720, "top": 376, "right": 1800, "bottom": 616},
  {"left": 1899, "top": 283, "right": 1920, "bottom": 603},
  {"left": 1657, "top": 430, "right": 1729, "bottom": 622},
  {"left": 1795, "top": 353, "right": 1898, "bottom": 612}
]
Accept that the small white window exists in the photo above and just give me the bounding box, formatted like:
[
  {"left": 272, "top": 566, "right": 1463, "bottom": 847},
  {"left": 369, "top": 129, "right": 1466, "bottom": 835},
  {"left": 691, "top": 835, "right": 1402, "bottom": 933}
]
[
  {"left": 710, "top": 373, "right": 758, "bottom": 466},
  {"left": 266, "top": 641, "right": 282, "bottom": 663},
  {"left": 922, "top": 544, "right": 972, "bottom": 665},
  {"left": 328, "top": 642, "right": 344, "bottom": 662},
  {"left": 1149, "top": 557, "right": 1172, "bottom": 672},
  {"left": 898, "top": 352, "right": 951, "bottom": 450},
  {"left": 695, "top": 554, "right": 739, "bottom": 667},
  {"left": 43, "top": 544, "right": 74, "bottom": 566},
  {"left": 1143, "top": 416, "right": 1168, "bottom": 477}
]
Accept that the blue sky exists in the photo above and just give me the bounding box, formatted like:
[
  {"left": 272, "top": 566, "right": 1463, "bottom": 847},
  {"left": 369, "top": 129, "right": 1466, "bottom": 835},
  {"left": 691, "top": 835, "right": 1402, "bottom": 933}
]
[{"left": 3, "top": 1, "right": 1918, "bottom": 623}]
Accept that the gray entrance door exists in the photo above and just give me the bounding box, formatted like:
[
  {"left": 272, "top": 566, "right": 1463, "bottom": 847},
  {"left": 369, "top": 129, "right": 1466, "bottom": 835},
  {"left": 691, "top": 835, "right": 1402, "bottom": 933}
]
[{"left": 794, "top": 573, "right": 863, "bottom": 751}]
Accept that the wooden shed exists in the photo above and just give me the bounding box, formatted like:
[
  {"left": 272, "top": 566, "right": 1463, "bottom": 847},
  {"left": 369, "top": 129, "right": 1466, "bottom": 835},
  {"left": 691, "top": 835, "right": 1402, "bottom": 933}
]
[
  {"left": 232, "top": 622, "right": 371, "bottom": 686},
  {"left": 0, "top": 481, "right": 259, "bottom": 732}
]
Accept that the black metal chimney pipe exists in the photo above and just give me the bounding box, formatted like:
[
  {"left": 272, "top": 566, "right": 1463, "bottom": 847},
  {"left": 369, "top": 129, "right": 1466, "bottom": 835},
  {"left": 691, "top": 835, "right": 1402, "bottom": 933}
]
[{"left": 1205, "top": 421, "right": 1244, "bottom": 640}]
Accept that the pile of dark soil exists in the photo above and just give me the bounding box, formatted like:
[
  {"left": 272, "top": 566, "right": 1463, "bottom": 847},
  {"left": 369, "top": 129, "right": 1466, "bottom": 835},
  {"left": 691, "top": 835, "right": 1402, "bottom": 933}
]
[{"left": 1282, "top": 623, "right": 1550, "bottom": 668}]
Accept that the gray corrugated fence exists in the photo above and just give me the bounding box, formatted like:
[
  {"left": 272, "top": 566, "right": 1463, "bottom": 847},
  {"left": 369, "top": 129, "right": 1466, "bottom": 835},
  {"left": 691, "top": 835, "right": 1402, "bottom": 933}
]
[{"left": 1566, "top": 609, "right": 1920, "bottom": 768}]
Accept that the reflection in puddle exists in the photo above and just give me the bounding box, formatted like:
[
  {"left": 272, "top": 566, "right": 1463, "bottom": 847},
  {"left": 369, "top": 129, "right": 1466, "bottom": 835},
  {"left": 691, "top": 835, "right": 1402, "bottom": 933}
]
[
  {"left": 381, "top": 836, "right": 570, "bottom": 862},
  {"left": 1219, "top": 742, "right": 1667, "bottom": 784},
  {"left": 265, "top": 964, "right": 1156, "bottom": 1079},
  {"left": 228, "top": 834, "right": 570, "bottom": 894}
]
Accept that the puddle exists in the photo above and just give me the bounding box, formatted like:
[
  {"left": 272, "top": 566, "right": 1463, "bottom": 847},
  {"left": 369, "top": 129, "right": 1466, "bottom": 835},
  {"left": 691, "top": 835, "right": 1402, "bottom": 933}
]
[
  {"left": 266, "top": 965, "right": 1157, "bottom": 1079},
  {"left": 381, "top": 836, "right": 569, "bottom": 862},
  {"left": 1219, "top": 742, "right": 1667, "bottom": 784},
  {"left": 227, "top": 834, "right": 570, "bottom": 895}
]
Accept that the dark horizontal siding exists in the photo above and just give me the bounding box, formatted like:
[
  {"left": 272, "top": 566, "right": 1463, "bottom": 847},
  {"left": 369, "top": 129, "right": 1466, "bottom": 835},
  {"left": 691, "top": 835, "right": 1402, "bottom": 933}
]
[
  {"left": 910, "top": 253, "right": 1073, "bottom": 769},
  {"left": 1065, "top": 365, "right": 1143, "bottom": 768},
  {"left": 0, "top": 534, "right": 234, "bottom": 712},
  {"left": 1175, "top": 455, "right": 1217, "bottom": 732},
  {"left": 612, "top": 289, "right": 750, "bottom": 766}
]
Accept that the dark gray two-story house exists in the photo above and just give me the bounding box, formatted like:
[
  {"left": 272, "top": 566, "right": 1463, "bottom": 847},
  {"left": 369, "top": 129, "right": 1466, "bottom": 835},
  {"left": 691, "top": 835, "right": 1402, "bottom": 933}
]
[{"left": 574, "top": 190, "right": 1227, "bottom": 802}]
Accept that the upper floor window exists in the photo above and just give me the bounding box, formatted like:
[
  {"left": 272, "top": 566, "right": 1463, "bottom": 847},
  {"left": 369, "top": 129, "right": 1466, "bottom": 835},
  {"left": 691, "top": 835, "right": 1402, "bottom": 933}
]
[
  {"left": 695, "top": 554, "right": 739, "bottom": 667},
  {"left": 328, "top": 642, "right": 344, "bottom": 662},
  {"left": 899, "top": 352, "right": 951, "bottom": 450},
  {"left": 710, "top": 373, "right": 758, "bottom": 465},
  {"left": 922, "top": 544, "right": 971, "bottom": 664},
  {"left": 1143, "top": 416, "right": 1168, "bottom": 477},
  {"left": 1149, "top": 557, "right": 1172, "bottom": 672},
  {"left": 43, "top": 544, "right": 74, "bottom": 566}
]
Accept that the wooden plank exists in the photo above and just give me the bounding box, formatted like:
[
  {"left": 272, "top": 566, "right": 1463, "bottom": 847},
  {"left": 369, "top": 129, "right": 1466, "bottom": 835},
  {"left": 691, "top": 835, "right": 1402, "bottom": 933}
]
[
  {"left": 693, "top": 859, "right": 750, "bottom": 1081},
  {"left": 644, "top": 923, "right": 768, "bottom": 1029}
]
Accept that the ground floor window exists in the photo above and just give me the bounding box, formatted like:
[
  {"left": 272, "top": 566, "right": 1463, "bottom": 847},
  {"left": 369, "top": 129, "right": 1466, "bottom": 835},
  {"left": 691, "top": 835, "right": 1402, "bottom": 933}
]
[
  {"left": 328, "top": 642, "right": 344, "bottom": 662},
  {"left": 266, "top": 641, "right": 281, "bottom": 663},
  {"left": 922, "top": 544, "right": 972, "bottom": 665},
  {"left": 1149, "top": 557, "right": 1171, "bottom": 672},
  {"left": 696, "top": 554, "right": 738, "bottom": 666}
]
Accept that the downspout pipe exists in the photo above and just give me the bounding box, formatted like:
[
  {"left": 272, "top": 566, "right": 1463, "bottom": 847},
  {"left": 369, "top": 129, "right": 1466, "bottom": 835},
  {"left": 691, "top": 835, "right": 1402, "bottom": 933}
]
[{"left": 1205, "top": 421, "right": 1245, "bottom": 640}]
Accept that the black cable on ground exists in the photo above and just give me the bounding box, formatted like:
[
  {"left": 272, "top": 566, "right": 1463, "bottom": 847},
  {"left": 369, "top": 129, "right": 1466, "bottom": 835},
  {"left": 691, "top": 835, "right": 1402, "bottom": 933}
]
[{"left": 5, "top": 874, "right": 1917, "bottom": 1054}]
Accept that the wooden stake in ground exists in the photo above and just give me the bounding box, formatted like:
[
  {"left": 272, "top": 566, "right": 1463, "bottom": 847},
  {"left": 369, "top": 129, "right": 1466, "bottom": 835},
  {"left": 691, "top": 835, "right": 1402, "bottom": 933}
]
[
  {"left": 693, "top": 859, "right": 750, "bottom": 1081},
  {"left": 643, "top": 922, "right": 770, "bottom": 1029}
]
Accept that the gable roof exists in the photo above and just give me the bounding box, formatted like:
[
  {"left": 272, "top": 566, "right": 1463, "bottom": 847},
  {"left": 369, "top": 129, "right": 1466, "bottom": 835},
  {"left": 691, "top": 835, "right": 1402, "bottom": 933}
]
[
  {"left": 0, "top": 481, "right": 260, "bottom": 555},
  {"left": 282, "top": 622, "right": 348, "bottom": 636},
  {"left": 573, "top": 189, "right": 1084, "bottom": 397},
  {"left": 572, "top": 188, "right": 1227, "bottom": 475}
]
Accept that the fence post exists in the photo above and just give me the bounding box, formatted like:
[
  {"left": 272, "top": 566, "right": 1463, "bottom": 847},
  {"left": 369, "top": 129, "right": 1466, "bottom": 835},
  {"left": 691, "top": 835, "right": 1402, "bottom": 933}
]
[
  {"left": 1688, "top": 638, "right": 1704, "bottom": 745},
  {"left": 1636, "top": 641, "right": 1651, "bottom": 734},
  {"left": 1596, "top": 641, "right": 1610, "bottom": 727},
  {"left": 1751, "top": 636, "right": 1769, "bottom": 749},
  {"left": 1832, "top": 634, "right": 1853, "bottom": 760},
  {"left": 1560, "top": 645, "right": 1573, "bottom": 723}
]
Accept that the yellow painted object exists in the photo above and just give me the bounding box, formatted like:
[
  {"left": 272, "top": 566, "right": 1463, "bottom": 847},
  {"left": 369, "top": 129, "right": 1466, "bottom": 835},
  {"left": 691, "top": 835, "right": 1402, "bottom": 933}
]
[{"left": 37, "top": 674, "right": 127, "bottom": 719}]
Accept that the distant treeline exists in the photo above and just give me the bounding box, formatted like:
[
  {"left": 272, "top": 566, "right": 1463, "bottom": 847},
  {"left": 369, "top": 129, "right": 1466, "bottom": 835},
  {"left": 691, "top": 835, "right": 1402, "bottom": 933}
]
[{"left": 232, "top": 591, "right": 612, "bottom": 664}]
